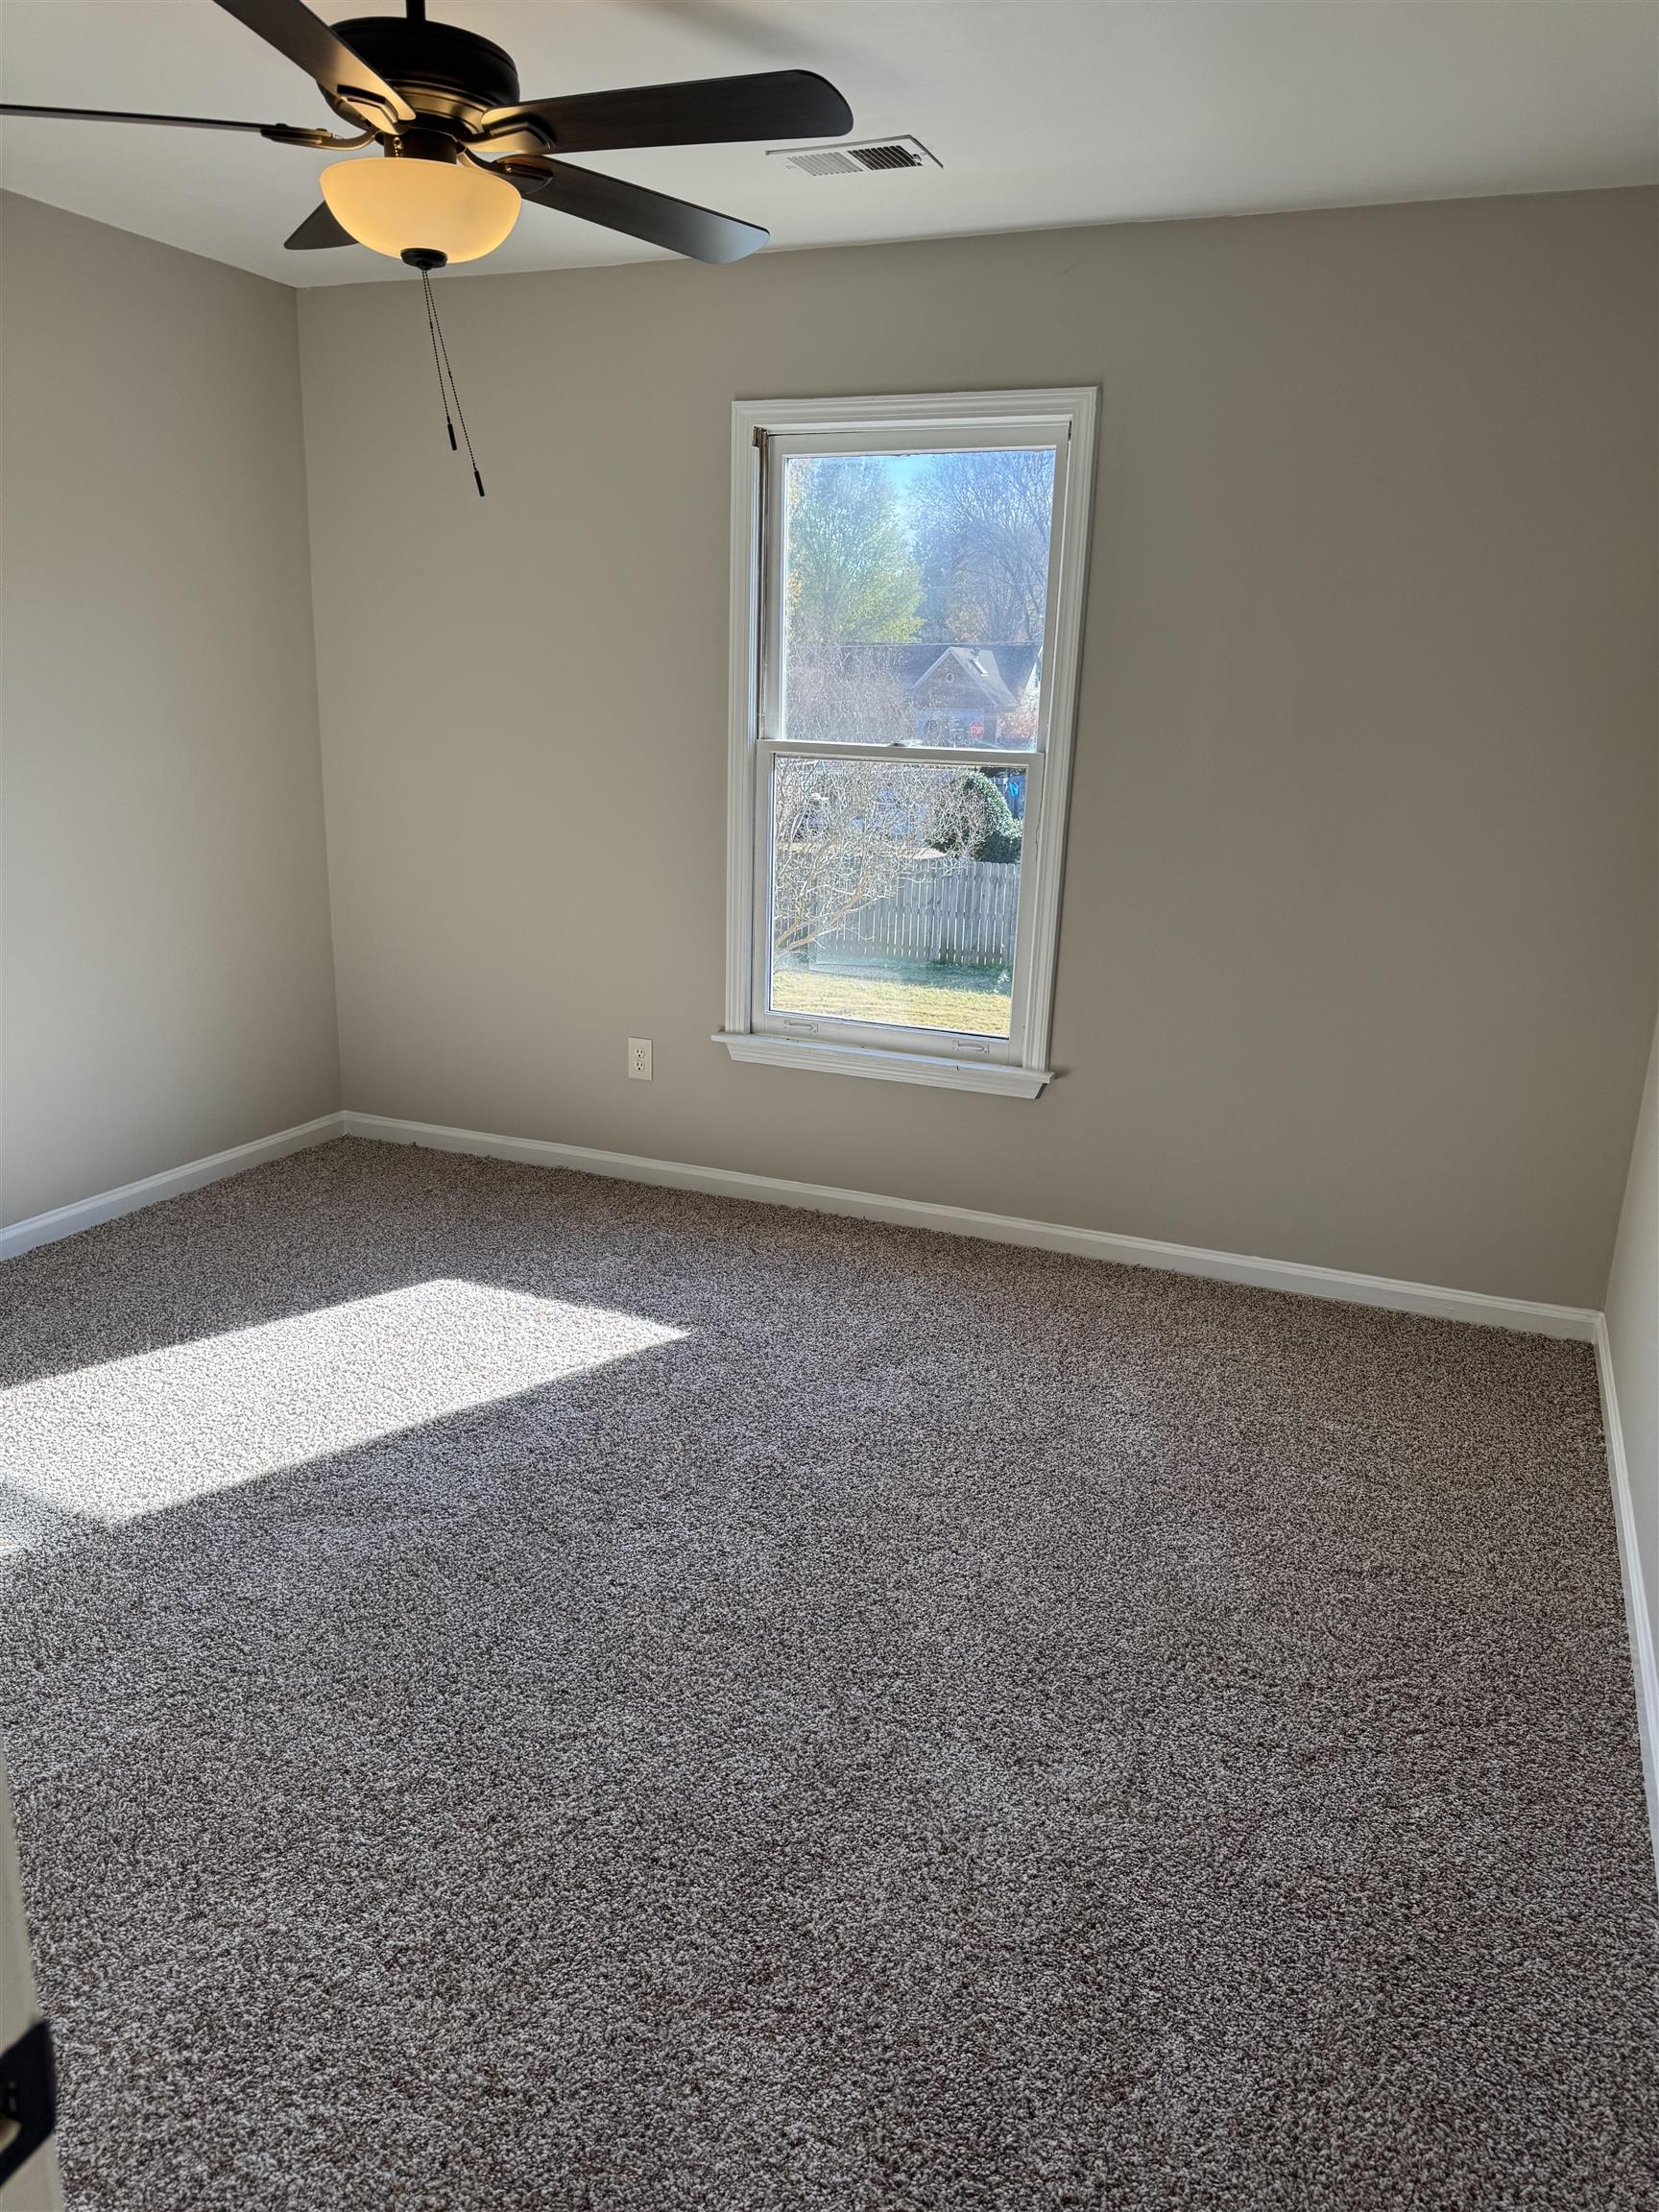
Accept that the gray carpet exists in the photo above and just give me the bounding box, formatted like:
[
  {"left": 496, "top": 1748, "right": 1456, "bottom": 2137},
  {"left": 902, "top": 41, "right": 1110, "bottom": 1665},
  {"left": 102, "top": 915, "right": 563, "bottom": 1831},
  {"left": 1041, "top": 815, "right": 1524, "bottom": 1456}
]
[{"left": 0, "top": 1136, "right": 1655, "bottom": 2211}]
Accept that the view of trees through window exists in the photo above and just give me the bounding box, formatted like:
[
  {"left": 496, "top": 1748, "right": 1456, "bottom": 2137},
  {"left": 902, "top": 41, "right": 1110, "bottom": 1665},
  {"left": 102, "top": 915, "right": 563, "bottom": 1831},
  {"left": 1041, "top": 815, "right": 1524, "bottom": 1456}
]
[{"left": 770, "top": 446, "right": 1057, "bottom": 1039}]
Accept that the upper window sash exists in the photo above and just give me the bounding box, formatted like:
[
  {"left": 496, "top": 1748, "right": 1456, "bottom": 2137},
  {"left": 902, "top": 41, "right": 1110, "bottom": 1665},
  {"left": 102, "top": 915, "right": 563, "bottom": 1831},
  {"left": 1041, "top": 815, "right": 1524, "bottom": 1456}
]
[{"left": 758, "top": 421, "right": 1074, "bottom": 758}]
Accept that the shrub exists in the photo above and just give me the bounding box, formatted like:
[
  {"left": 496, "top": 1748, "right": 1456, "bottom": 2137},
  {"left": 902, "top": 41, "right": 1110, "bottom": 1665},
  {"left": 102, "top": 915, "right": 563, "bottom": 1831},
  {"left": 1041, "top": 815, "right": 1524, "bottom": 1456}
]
[{"left": 935, "top": 769, "right": 1022, "bottom": 864}]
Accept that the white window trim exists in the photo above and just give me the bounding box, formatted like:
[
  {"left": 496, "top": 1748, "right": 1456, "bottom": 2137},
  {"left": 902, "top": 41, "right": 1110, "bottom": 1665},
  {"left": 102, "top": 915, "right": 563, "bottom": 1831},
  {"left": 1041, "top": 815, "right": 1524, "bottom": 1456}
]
[{"left": 713, "top": 387, "right": 1098, "bottom": 1098}]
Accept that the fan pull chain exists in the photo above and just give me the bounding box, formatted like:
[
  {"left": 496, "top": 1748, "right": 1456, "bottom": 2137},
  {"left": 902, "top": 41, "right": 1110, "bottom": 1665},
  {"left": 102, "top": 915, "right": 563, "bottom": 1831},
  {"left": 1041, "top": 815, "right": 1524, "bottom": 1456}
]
[
  {"left": 419, "top": 269, "right": 456, "bottom": 454},
  {"left": 421, "top": 267, "right": 485, "bottom": 498}
]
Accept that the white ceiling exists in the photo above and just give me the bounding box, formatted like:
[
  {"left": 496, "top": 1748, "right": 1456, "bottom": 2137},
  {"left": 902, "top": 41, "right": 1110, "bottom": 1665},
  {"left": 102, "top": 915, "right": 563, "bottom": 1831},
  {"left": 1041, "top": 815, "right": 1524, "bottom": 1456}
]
[{"left": 1, "top": 0, "right": 1654, "bottom": 285}]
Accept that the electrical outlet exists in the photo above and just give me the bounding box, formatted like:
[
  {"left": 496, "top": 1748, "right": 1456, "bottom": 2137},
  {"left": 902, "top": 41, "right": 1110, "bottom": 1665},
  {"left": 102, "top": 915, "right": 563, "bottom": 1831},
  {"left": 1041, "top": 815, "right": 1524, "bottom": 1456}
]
[{"left": 628, "top": 1037, "right": 653, "bottom": 1081}]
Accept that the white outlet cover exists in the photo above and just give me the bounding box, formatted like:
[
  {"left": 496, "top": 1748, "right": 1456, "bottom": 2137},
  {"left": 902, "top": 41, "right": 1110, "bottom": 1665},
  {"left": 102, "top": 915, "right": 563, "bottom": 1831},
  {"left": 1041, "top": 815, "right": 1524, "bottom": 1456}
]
[{"left": 628, "top": 1038, "right": 653, "bottom": 1081}]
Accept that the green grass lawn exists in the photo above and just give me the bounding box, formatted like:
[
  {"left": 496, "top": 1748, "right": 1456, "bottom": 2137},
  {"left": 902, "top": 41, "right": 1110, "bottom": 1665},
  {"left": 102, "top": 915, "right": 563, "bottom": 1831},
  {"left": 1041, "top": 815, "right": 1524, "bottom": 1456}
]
[{"left": 771, "top": 961, "right": 1011, "bottom": 1037}]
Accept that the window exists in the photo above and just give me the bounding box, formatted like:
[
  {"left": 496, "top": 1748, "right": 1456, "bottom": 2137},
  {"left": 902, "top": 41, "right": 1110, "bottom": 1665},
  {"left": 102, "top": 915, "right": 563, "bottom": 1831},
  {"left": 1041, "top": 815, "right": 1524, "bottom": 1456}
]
[{"left": 716, "top": 389, "right": 1097, "bottom": 1097}]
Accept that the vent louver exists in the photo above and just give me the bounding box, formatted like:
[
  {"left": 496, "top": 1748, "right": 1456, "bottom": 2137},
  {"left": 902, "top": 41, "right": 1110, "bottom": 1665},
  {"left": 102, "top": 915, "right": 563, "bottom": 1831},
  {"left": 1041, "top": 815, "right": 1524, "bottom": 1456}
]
[{"left": 770, "top": 134, "right": 941, "bottom": 177}]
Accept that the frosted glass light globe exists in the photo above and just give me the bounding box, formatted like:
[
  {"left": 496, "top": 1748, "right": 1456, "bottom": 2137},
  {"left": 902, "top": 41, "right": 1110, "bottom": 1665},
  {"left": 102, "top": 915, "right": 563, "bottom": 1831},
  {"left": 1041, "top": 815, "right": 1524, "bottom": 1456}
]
[{"left": 321, "top": 156, "right": 520, "bottom": 266}]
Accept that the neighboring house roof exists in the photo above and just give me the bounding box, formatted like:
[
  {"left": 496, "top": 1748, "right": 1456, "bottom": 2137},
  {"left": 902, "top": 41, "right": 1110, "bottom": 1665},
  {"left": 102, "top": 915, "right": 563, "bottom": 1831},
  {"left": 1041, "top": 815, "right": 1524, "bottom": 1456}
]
[
  {"left": 914, "top": 648, "right": 1022, "bottom": 714},
  {"left": 835, "top": 641, "right": 1043, "bottom": 705}
]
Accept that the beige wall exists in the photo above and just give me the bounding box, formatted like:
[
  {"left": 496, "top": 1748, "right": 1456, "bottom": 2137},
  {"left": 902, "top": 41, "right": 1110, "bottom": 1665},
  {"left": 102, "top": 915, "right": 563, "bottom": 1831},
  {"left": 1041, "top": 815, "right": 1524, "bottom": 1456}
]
[
  {"left": 1608, "top": 1018, "right": 1658, "bottom": 1711},
  {"left": 0, "top": 189, "right": 1649, "bottom": 1302},
  {"left": 290, "top": 188, "right": 1646, "bottom": 1306},
  {"left": 0, "top": 196, "right": 340, "bottom": 1227}
]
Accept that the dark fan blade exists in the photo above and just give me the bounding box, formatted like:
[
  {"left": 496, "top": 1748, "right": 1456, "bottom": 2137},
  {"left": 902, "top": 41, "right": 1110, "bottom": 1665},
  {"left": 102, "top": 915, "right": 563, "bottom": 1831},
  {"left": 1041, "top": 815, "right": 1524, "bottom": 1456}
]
[
  {"left": 285, "top": 202, "right": 354, "bottom": 250},
  {"left": 478, "top": 69, "right": 852, "bottom": 156},
  {"left": 211, "top": 0, "right": 414, "bottom": 126},
  {"left": 0, "top": 100, "right": 336, "bottom": 142},
  {"left": 494, "top": 157, "right": 766, "bottom": 264}
]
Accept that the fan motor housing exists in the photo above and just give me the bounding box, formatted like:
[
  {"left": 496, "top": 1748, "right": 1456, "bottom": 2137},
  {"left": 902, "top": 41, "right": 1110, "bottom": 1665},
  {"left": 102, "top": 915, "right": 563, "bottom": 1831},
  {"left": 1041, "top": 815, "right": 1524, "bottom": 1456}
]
[{"left": 329, "top": 17, "right": 521, "bottom": 133}]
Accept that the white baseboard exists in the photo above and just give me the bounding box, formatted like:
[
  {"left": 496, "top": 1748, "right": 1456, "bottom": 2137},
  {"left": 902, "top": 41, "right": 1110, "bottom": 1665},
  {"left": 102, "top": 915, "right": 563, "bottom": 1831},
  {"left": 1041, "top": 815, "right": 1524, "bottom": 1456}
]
[
  {"left": 1594, "top": 1316, "right": 1659, "bottom": 1888},
  {"left": 3, "top": 1101, "right": 1597, "bottom": 1339},
  {"left": 0, "top": 1113, "right": 346, "bottom": 1262},
  {"left": 342, "top": 1110, "right": 1599, "bottom": 1341}
]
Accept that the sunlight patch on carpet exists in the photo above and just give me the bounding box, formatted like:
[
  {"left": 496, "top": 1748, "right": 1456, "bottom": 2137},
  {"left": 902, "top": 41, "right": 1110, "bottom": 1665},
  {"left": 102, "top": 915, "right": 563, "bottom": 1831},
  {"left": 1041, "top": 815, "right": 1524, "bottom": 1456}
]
[{"left": 0, "top": 1279, "right": 685, "bottom": 1536}]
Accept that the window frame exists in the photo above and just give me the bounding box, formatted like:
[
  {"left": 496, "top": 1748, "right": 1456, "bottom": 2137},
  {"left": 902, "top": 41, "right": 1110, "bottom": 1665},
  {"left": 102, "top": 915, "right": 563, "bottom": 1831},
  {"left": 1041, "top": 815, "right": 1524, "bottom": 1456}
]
[{"left": 714, "top": 388, "right": 1098, "bottom": 1098}]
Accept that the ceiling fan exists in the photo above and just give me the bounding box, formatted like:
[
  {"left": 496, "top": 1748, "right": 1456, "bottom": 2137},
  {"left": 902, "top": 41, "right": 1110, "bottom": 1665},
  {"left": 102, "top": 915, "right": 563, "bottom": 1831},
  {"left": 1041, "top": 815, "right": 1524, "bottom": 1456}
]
[{"left": 0, "top": 0, "right": 854, "bottom": 269}]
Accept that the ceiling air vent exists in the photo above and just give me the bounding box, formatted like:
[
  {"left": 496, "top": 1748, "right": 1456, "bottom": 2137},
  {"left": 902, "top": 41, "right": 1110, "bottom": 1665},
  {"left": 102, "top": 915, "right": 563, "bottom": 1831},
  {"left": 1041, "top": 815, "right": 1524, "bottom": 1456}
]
[{"left": 770, "top": 135, "right": 940, "bottom": 178}]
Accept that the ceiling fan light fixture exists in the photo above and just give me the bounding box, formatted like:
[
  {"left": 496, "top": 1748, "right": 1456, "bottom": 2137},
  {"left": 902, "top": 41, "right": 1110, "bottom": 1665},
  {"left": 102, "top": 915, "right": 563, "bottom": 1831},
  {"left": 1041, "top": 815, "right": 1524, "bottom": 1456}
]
[{"left": 320, "top": 152, "right": 520, "bottom": 264}]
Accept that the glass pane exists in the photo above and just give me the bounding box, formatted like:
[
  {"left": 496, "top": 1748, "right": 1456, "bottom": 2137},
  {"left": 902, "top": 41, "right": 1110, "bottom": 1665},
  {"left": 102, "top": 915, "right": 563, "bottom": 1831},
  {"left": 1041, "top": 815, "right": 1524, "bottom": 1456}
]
[
  {"left": 779, "top": 447, "right": 1056, "bottom": 751},
  {"left": 768, "top": 756, "right": 1023, "bottom": 1039}
]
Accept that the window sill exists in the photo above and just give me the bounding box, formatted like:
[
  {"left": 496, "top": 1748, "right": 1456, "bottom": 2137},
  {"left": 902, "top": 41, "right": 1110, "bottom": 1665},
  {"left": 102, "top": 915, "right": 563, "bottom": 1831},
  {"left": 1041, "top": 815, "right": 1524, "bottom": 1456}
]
[{"left": 712, "top": 1031, "right": 1052, "bottom": 1098}]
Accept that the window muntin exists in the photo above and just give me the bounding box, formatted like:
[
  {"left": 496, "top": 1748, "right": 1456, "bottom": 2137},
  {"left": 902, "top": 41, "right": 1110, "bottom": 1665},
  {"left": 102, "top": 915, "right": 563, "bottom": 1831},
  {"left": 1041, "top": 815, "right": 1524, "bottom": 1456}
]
[{"left": 723, "top": 392, "right": 1096, "bottom": 1094}]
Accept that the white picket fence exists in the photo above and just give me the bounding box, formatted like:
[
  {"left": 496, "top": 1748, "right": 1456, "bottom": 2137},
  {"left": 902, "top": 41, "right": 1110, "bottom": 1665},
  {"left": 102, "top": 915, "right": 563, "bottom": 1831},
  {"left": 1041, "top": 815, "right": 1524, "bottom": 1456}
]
[{"left": 808, "top": 857, "right": 1020, "bottom": 969}]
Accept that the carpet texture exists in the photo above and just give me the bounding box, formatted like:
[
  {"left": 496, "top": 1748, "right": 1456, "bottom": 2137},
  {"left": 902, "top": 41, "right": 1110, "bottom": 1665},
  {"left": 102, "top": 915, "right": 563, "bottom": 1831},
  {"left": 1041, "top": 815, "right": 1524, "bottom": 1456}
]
[{"left": 0, "top": 1136, "right": 1655, "bottom": 2210}]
